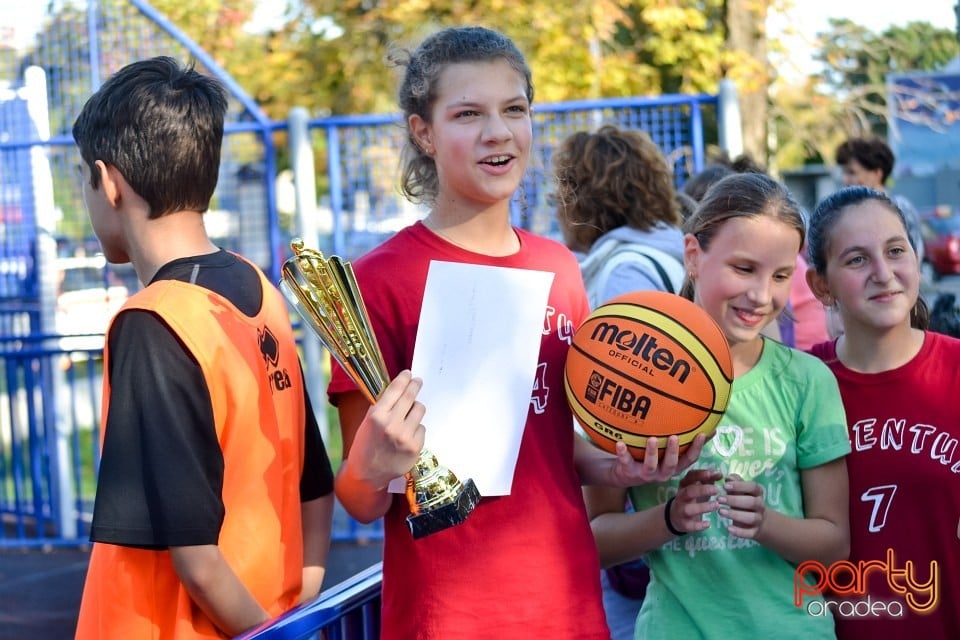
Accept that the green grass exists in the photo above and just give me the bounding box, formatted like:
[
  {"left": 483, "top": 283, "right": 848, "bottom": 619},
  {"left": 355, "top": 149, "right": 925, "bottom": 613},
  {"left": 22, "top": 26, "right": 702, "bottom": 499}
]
[
  {"left": 76, "top": 428, "right": 97, "bottom": 501},
  {"left": 325, "top": 403, "right": 343, "bottom": 472}
]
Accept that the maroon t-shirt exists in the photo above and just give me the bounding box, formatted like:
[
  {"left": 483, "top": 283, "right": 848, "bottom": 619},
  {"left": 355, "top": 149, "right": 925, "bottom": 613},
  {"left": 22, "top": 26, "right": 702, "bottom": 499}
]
[{"left": 809, "top": 333, "right": 960, "bottom": 639}]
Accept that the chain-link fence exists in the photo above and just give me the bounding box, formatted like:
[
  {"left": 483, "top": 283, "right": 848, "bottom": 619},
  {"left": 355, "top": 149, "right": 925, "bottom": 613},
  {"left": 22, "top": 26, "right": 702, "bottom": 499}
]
[{"left": 0, "top": 0, "right": 728, "bottom": 547}]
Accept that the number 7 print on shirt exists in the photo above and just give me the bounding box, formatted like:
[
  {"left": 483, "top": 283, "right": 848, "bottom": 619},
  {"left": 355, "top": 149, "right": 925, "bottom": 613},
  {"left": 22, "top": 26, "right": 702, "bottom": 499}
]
[{"left": 861, "top": 485, "right": 897, "bottom": 533}]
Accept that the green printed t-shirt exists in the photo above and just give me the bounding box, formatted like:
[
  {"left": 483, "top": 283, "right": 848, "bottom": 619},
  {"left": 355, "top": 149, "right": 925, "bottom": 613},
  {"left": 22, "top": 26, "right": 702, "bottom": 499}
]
[{"left": 628, "top": 339, "right": 850, "bottom": 640}]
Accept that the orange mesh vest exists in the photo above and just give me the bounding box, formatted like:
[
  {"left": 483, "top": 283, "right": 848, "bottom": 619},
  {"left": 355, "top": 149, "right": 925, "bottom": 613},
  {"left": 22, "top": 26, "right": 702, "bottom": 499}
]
[{"left": 76, "top": 262, "right": 306, "bottom": 640}]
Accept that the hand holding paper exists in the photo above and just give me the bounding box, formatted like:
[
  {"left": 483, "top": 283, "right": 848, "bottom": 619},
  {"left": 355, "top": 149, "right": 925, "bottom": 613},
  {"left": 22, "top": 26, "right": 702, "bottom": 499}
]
[
  {"left": 280, "top": 240, "right": 481, "bottom": 538},
  {"left": 386, "top": 260, "right": 555, "bottom": 496}
]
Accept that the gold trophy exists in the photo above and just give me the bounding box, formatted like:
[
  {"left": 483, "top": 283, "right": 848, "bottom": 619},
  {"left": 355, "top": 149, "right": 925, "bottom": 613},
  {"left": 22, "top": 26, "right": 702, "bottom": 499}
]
[{"left": 279, "top": 239, "right": 480, "bottom": 539}]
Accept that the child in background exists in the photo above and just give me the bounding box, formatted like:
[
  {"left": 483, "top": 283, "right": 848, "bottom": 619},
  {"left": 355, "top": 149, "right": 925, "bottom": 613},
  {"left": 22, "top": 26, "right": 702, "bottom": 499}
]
[
  {"left": 73, "top": 57, "right": 335, "bottom": 639},
  {"left": 790, "top": 252, "right": 831, "bottom": 350},
  {"left": 584, "top": 172, "right": 851, "bottom": 640},
  {"left": 806, "top": 186, "right": 960, "bottom": 639},
  {"left": 326, "top": 26, "right": 705, "bottom": 640}
]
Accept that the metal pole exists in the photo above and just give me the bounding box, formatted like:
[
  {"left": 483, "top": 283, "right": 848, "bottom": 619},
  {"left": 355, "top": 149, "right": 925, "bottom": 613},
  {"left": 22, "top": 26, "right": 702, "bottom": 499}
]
[
  {"left": 25, "top": 65, "right": 76, "bottom": 539},
  {"left": 288, "top": 107, "right": 329, "bottom": 443},
  {"left": 718, "top": 78, "right": 744, "bottom": 159}
]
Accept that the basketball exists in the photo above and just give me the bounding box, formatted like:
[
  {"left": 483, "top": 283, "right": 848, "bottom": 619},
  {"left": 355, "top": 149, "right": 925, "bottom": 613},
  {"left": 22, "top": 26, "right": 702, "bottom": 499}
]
[{"left": 564, "top": 291, "right": 733, "bottom": 460}]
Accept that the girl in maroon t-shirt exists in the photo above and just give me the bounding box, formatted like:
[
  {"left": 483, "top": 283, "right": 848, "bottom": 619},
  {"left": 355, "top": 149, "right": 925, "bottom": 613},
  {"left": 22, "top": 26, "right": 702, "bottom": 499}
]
[{"left": 806, "top": 186, "right": 960, "bottom": 640}]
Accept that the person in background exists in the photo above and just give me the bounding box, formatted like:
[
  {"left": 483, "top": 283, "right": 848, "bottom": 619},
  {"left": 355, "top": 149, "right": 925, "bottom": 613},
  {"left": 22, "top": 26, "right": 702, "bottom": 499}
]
[
  {"left": 326, "top": 26, "right": 705, "bottom": 640},
  {"left": 929, "top": 292, "right": 960, "bottom": 338},
  {"left": 806, "top": 186, "right": 959, "bottom": 640},
  {"left": 72, "top": 56, "right": 335, "bottom": 639},
  {"left": 552, "top": 124, "right": 685, "bottom": 639},
  {"left": 675, "top": 190, "right": 699, "bottom": 223},
  {"left": 834, "top": 136, "right": 924, "bottom": 263},
  {"left": 680, "top": 161, "right": 733, "bottom": 203},
  {"left": 553, "top": 124, "right": 685, "bottom": 305},
  {"left": 679, "top": 151, "right": 761, "bottom": 203},
  {"left": 789, "top": 252, "right": 831, "bottom": 350},
  {"left": 584, "top": 172, "right": 851, "bottom": 640}
]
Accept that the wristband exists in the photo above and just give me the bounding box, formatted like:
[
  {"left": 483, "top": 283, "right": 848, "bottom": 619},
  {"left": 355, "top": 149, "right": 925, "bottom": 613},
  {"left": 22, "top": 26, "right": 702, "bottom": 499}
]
[{"left": 664, "top": 496, "right": 686, "bottom": 536}]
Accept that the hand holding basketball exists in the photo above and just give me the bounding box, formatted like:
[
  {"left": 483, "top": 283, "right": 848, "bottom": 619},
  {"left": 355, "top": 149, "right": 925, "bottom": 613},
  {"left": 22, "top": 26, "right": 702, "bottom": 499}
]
[
  {"left": 609, "top": 434, "right": 709, "bottom": 486},
  {"left": 565, "top": 291, "right": 733, "bottom": 461}
]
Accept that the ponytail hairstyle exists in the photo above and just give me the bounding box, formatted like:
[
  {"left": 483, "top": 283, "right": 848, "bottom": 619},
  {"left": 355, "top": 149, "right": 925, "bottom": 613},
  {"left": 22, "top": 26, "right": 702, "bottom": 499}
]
[
  {"left": 391, "top": 26, "right": 533, "bottom": 206},
  {"left": 807, "top": 186, "right": 929, "bottom": 329},
  {"left": 679, "top": 172, "right": 805, "bottom": 301}
]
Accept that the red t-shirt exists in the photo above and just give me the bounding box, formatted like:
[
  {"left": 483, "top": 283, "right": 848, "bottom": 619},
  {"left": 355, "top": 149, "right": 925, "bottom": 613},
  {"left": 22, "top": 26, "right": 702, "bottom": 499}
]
[
  {"left": 329, "top": 222, "right": 609, "bottom": 639},
  {"left": 809, "top": 332, "right": 960, "bottom": 640}
]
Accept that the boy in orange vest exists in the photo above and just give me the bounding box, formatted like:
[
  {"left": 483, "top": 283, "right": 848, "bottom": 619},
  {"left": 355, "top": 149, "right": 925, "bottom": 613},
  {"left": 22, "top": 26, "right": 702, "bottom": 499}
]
[{"left": 72, "top": 56, "right": 335, "bottom": 639}]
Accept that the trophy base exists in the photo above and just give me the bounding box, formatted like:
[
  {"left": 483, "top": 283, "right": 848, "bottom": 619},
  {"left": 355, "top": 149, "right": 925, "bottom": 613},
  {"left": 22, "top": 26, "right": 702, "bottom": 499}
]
[{"left": 406, "top": 478, "right": 481, "bottom": 539}]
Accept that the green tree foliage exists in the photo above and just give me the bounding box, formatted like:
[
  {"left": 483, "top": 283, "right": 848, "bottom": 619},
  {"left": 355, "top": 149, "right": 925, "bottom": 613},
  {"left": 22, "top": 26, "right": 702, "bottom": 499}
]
[
  {"left": 251, "top": 0, "right": 763, "bottom": 112},
  {"left": 28, "top": 0, "right": 770, "bottom": 163},
  {"left": 771, "top": 18, "right": 959, "bottom": 170}
]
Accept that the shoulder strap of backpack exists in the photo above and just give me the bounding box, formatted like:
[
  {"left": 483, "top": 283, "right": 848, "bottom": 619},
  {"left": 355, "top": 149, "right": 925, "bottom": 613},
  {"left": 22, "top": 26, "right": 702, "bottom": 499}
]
[
  {"left": 600, "top": 244, "right": 684, "bottom": 295},
  {"left": 579, "top": 239, "right": 626, "bottom": 307},
  {"left": 633, "top": 249, "right": 678, "bottom": 295},
  {"left": 581, "top": 239, "right": 686, "bottom": 306}
]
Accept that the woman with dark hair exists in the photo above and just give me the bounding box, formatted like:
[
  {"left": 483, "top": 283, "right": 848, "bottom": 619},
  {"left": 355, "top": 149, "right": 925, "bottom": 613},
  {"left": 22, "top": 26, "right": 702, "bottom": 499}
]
[{"left": 806, "top": 186, "right": 958, "bottom": 640}]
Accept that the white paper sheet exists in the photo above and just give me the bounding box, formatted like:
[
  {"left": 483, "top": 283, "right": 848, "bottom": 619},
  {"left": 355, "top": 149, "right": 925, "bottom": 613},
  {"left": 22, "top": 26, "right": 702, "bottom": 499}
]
[{"left": 387, "top": 260, "right": 554, "bottom": 496}]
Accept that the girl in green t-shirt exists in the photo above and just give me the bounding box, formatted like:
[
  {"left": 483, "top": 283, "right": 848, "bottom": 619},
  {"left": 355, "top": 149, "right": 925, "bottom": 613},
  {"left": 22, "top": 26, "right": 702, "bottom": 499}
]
[{"left": 583, "top": 172, "right": 851, "bottom": 640}]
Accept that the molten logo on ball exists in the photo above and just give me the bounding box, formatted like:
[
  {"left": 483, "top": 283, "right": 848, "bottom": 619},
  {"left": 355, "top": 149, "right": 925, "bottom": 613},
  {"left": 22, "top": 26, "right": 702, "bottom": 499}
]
[
  {"left": 589, "top": 322, "right": 692, "bottom": 383},
  {"left": 565, "top": 291, "right": 733, "bottom": 460}
]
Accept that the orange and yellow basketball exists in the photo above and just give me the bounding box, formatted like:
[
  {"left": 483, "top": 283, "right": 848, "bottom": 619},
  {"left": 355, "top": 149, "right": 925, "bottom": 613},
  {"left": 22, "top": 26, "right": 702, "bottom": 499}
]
[{"left": 564, "top": 291, "right": 733, "bottom": 460}]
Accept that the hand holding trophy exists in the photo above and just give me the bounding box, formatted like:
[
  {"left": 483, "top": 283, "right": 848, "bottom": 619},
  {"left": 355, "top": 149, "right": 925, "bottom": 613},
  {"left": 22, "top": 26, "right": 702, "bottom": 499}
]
[{"left": 279, "top": 239, "right": 481, "bottom": 539}]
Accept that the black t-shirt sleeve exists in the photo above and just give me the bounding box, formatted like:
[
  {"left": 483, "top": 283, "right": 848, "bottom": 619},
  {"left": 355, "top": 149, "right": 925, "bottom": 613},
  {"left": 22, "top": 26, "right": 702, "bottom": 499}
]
[
  {"left": 300, "top": 375, "right": 335, "bottom": 501},
  {"left": 90, "top": 309, "right": 224, "bottom": 548}
]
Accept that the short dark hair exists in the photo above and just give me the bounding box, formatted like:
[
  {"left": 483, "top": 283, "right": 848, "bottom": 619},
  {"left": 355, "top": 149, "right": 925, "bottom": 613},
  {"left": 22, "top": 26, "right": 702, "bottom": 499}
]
[
  {"left": 680, "top": 164, "right": 734, "bottom": 203},
  {"left": 834, "top": 137, "right": 895, "bottom": 184},
  {"left": 72, "top": 56, "right": 228, "bottom": 218},
  {"left": 680, "top": 152, "right": 764, "bottom": 203}
]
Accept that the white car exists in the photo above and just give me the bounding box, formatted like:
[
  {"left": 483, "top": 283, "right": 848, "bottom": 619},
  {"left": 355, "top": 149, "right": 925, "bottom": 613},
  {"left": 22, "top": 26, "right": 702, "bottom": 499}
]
[{"left": 55, "top": 256, "right": 129, "bottom": 354}]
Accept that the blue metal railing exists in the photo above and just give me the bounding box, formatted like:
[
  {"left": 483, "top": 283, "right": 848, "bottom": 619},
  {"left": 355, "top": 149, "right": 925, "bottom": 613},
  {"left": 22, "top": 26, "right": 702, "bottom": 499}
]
[
  {"left": 0, "top": 331, "right": 384, "bottom": 548},
  {"left": 0, "top": 334, "right": 103, "bottom": 547},
  {"left": 309, "top": 94, "right": 719, "bottom": 259},
  {"left": 237, "top": 562, "right": 383, "bottom": 640}
]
